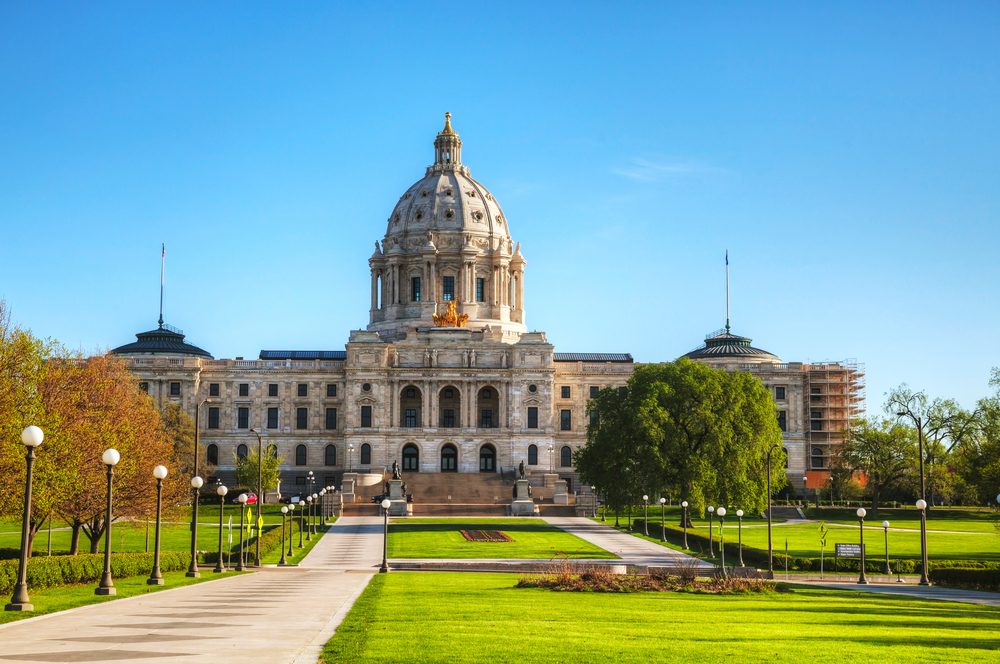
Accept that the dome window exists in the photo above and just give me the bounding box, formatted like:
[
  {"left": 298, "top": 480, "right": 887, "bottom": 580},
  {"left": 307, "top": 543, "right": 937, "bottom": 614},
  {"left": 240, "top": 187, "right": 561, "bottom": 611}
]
[
  {"left": 415, "top": 211, "right": 423, "bottom": 221},
  {"left": 473, "top": 211, "right": 483, "bottom": 221},
  {"left": 362, "top": 383, "right": 372, "bottom": 392},
  {"left": 445, "top": 189, "right": 453, "bottom": 196},
  {"left": 528, "top": 384, "right": 537, "bottom": 393},
  {"left": 468, "top": 190, "right": 476, "bottom": 197},
  {"left": 445, "top": 210, "right": 454, "bottom": 219},
  {"left": 421, "top": 190, "right": 428, "bottom": 197}
]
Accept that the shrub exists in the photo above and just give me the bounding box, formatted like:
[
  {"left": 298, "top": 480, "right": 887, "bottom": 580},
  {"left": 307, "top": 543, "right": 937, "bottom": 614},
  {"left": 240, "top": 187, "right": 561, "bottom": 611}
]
[
  {"left": 200, "top": 520, "right": 297, "bottom": 564},
  {"left": 0, "top": 550, "right": 190, "bottom": 595},
  {"left": 930, "top": 567, "right": 1000, "bottom": 591}
]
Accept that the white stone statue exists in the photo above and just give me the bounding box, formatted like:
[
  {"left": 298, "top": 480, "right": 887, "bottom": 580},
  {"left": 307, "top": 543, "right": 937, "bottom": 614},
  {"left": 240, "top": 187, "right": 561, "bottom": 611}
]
[
  {"left": 431, "top": 349, "right": 438, "bottom": 367},
  {"left": 424, "top": 349, "right": 431, "bottom": 367},
  {"left": 469, "top": 349, "right": 476, "bottom": 367},
  {"left": 501, "top": 351, "right": 508, "bottom": 368},
  {"left": 462, "top": 350, "right": 469, "bottom": 367}
]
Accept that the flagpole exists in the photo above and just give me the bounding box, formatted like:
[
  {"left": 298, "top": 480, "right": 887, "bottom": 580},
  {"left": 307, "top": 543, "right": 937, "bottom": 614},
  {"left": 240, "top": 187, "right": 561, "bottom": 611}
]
[
  {"left": 725, "top": 249, "right": 730, "bottom": 333},
  {"left": 159, "top": 244, "right": 165, "bottom": 328}
]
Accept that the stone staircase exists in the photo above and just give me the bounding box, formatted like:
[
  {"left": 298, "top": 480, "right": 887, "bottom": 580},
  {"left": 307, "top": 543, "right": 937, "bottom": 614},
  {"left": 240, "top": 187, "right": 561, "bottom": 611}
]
[{"left": 342, "top": 471, "right": 574, "bottom": 517}]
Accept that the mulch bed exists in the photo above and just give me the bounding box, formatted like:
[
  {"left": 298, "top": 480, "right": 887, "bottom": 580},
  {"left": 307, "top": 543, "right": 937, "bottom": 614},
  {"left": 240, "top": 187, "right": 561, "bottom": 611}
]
[{"left": 460, "top": 530, "right": 514, "bottom": 543}]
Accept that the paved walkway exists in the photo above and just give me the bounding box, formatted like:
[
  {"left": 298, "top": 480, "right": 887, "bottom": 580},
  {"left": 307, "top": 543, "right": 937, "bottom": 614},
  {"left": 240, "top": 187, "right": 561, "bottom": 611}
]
[
  {"left": 0, "top": 522, "right": 385, "bottom": 664},
  {"left": 543, "top": 517, "right": 711, "bottom": 567},
  {"left": 797, "top": 581, "right": 1000, "bottom": 607}
]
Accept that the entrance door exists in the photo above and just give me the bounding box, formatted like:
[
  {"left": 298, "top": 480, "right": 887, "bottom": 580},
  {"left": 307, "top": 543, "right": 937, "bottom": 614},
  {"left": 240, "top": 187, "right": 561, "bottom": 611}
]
[
  {"left": 479, "top": 444, "right": 496, "bottom": 472},
  {"left": 402, "top": 444, "right": 419, "bottom": 471}
]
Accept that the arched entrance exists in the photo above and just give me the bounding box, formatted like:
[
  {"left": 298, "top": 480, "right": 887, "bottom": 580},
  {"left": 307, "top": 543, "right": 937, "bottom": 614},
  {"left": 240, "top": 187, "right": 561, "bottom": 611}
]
[
  {"left": 402, "top": 443, "right": 420, "bottom": 472},
  {"left": 479, "top": 444, "right": 496, "bottom": 472},
  {"left": 440, "top": 444, "right": 458, "bottom": 472}
]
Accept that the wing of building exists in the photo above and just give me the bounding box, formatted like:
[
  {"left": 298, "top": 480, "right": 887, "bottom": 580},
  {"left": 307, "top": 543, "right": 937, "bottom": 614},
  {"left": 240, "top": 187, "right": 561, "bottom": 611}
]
[{"left": 113, "top": 116, "right": 863, "bottom": 500}]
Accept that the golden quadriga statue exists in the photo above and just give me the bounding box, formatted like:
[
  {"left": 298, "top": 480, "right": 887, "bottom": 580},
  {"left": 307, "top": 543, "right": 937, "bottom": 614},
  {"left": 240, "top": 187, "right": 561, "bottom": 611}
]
[{"left": 432, "top": 301, "right": 469, "bottom": 328}]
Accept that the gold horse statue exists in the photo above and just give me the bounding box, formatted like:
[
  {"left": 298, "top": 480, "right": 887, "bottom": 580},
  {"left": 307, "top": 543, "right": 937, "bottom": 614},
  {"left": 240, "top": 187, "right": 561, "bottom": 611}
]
[{"left": 432, "top": 301, "right": 469, "bottom": 328}]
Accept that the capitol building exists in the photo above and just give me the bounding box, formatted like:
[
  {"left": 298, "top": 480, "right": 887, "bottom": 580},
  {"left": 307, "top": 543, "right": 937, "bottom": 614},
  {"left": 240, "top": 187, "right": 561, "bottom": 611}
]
[{"left": 113, "top": 116, "right": 864, "bottom": 499}]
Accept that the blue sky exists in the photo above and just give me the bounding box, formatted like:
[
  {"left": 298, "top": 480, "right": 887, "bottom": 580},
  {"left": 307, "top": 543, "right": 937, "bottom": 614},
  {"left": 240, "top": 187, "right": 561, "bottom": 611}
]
[{"left": 1, "top": 2, "right": 997, "bottom": 410}]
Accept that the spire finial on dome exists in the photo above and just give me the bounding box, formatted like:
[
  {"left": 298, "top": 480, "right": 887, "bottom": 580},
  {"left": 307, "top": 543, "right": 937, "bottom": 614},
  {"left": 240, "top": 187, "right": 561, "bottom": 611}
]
[
  {"left": 433, "top": 113, "right": 462, "bottom": 167},
  {"left": 440, "top": 112, "right": 456, "bottom": 136}
]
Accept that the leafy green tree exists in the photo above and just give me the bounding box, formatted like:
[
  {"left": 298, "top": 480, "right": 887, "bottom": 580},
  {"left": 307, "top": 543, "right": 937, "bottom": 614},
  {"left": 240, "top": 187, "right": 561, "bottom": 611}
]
[
  {"left": 234, "top": 446, "right": 284, "bottom": 500},
  {"left": 951, "top": 368, "right": 1000, "bottom": 507},
  {"left": 840, "top": 417, "right": 916, "bottom": 519},
  {"left": 822, "top": 460, "right": 861, "bottom": 504}
]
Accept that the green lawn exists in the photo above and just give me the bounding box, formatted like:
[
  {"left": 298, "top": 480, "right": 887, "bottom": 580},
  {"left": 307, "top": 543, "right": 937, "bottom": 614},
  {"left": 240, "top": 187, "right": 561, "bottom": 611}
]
[
  {"left": 0, "top": 570, "right": 241, "bottom": 625},
  {"left": 322, "top": 573, "right": 1000, "bottom": 663},
  {"left": 259, "top": 521, "right": 329, "bottom": 565},
  {"left": 803, "top": 508, "right": 1000, "bottom": 534},
  {"left": 387, "top": 519, "right": 616, "bottom": 559}
]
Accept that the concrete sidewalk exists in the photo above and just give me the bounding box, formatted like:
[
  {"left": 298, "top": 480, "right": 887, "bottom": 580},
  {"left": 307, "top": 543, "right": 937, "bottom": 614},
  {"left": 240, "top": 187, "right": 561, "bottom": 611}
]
[
  {"left": 299, "top": 517, "right": 385, "bottom": 571},
  {"left": 0, "top": 569, "right": 372, "bottom": 664}
]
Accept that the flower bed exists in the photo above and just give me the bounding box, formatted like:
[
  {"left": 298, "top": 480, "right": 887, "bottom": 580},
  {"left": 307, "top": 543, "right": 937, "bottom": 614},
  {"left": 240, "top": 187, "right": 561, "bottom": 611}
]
[{"left": 460, "top": 530, "right": 514, "bottom": 543}]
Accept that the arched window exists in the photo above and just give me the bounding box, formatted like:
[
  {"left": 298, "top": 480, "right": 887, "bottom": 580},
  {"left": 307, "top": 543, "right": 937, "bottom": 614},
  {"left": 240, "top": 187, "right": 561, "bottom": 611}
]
[
  {"left": 267, "top": 444, "right": 278, "bottom": 458},
  {"left": 812, "top": 447, "right": 825, "bottom": 469},
  {"left": 236, "top": 444, "right": 248, "bottom": 461},
  {"left": 528, "top": 444, "right": 538, "bottom": 466},
  {"left": 402, "top": 444, "right": 419, "bottom": 471},
  {"left": 560, "top": 446, "right": 572, "bottom": 468},
  {"left": 325, "top": 445, "right": 337, "bottom": 466},
  {"left": 401, "top": 385, "right": 422, "bottom": 428},
  {"left": 441, "top": 444, "right": 457, "bottom": 472},
  {"left": 296, "top": 444, "right": 307, "bottom": 466},
  {"left": 206, "top": 444, "right": 219, "bottom": 465},
  {"left": 360, "top": 443, "right": 371, "bottom": 465},
  {"left": 479, "top": 444, "right": 496, "bottom": 472}
]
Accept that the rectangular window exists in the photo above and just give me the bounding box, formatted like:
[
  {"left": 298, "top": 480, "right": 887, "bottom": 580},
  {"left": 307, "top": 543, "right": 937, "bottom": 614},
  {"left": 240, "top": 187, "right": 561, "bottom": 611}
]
[
  {"left": 139, "top": 382, "right": 149, "bottom": 393},
  {"left": 811, "top": 395, "right": 821, "bottom": 402},
  {"left": 209, "top": 383, "right": 220, "bottom": 397},
  {"left": 296, "top": 408, "right": 308, "bottom": 430},
  {"left": 170, "top": 382, "right": 181, "bottom": 396},
  {"left": 443, "top": 409, "right": 455, "bottom": 428},
  {"left": 239, "top": 383, "right": 249, "bottom": 397},
  {"left": 777, "top": 410, "right": 787, "bottom": 432},
  {"left": 811, "top": 411, "right": 822, "bottom": 419},
  {"left": 476, "top": 277, "right": 484, "bottom": 302},
  {"left": 326, "top": 408, "right": 337, "bottom": 429},
  {"left": 442, "top": 276, "right": 455, "bottom": 301},
  {"left": 237, "top": 407, "right": 249, "bottom": 429},
  {"left": 268, "top": 384, "right": 278, "bottom": 397},
  {"left": 590, "top": 386, "right": 599, "bottom": 399},
  {"left": 811, "top": 420, "right": 823, "bottom": 431},
  {"left": 527, "top": 407, "right": 538, "bottom": 429},
  {"left": 267, "top": 407, "right": 278, "bottom": 429},
  {"left": 481, "top": 410, "right": 493, "bottom": 428},
  {"left": 296, "top": 476, "right": 306, "bottom": 486},
  {"left": 775, "top": 386, "right": 786, "bottom": 400},
  {"left": 590, "top": 410, "right": 599, "bottom": 427},
  {"left": 361, "top": 406, "right": 372, "bottom": 428},
  {"left": 327, "top": 384, "right": 337, "bottom": 397},
  {"left": 561, "top": 410, "right": 572, "bottom": 431},
  {"left": 298, "top": 383, "right": 308, "bottom": 397},
  {"left": 405, "top": 409, "right": 417, "bottom": 427},
  {"left": 208, "top": 407, "right": 220, "bottom": 429},
  {"left": 561, "top": 386, "right": 570, "bottom": 399},
  {"left": 412, "top": 277, "right": 421, "bottom": 302}
]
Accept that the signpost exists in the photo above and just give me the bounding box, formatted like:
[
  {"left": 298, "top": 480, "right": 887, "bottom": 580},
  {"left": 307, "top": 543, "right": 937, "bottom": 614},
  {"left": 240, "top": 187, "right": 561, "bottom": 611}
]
[{"left": 834, "top": 543, "right": 864, "bottom": 573}]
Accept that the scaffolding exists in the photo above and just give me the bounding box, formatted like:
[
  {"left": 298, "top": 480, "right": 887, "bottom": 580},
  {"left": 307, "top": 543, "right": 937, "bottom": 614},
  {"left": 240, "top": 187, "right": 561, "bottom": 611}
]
[{"left": 805, "top": 359, "right": 866, "bottom": 471}]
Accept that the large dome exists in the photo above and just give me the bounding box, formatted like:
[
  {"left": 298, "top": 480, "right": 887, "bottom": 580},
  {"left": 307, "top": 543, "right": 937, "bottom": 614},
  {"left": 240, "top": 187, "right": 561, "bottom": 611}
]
[
  {"left": 383, "top": 114, "right": 511, "bottom": 249},
  {"left": 367, "top": 115, "right": 527, "bottom": 343}
]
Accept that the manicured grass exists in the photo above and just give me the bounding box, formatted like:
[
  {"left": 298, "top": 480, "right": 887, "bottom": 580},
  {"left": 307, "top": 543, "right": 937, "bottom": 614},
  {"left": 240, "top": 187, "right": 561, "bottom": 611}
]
[
  {"left": 387, "top": 519, "right": 616, "bottom": 559},
  {"left": 259, "top": 521, "right": 329, "bottom": 565},
  {"left": 803, "top": 508, "right": 999, "bottom": 533},
  {"left": 0, "top": 570, "right": 243, "bottom": 626},
  {"left": 322, "top": 572, "right": 1000, "bottom": 663}
]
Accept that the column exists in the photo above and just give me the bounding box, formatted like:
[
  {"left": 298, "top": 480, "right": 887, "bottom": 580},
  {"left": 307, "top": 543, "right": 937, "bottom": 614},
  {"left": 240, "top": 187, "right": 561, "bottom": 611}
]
[
  {"left": 370, "top": 269, "right": 378, "bottom": 309},
  {"left": 429, "top": 261, "right": 436, "bottom": 302},
  {"left": 516, "top": 270, "right": 524, "bottom": 312}
]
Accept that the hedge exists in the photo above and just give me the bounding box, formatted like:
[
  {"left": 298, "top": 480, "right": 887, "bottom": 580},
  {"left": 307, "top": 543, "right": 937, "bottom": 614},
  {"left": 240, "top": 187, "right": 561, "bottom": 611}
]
[
  {"left": 929, "top": 567, "right": 1000, "bottom": 591},
  {"left": 634, "top": 519, "right": 991, "bottom": 574},
  {"left": 0, "top": 550, "right": 190, "bottom": 595}
]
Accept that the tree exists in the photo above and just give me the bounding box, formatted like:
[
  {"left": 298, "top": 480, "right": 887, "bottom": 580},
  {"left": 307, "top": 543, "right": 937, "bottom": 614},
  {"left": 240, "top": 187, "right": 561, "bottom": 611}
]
[
  {"left": 822, "top": 460, "right": 861, "bottom": 504},
  {"left": 234, "top": 446, "right": 284, "bottom": 496},
  {"left": 46, "top": 353, "right": 178, "bottom": 554},
  {"left": 951, "top": 368, "right": 1000, "bottom": 506},
  {"left": 575, "top": 359, "right": 785, "bottom": 520},
  {"left": 840, "top": 417, "right": 916, "bottom": 519}
]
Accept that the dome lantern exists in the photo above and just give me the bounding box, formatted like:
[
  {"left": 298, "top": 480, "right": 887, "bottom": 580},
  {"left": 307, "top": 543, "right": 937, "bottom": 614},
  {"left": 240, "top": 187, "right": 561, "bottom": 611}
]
[{"left": 433, "top": 113, "right": 462, "bottom": 168}]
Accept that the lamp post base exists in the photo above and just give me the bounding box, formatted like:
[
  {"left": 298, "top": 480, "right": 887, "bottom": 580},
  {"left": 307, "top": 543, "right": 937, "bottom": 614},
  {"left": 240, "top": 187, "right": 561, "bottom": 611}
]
[
  {"left": 146, "top": 578, "right": 165, "bottom": 586},
  {"left": 4, "top": 602, "right": 33, "bottom": 612},
  {"left": 379, "top": 564, "right": 389, "bottom": 574},
  {"left": 185, "top": 570, "right": 201, "bottom": 578},
  {"left": 94, "top": 587, "right": 116, "bottom": 596}
]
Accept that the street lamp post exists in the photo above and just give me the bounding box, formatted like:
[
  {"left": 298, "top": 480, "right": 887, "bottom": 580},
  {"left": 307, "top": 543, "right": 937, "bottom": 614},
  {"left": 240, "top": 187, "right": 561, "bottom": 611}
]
[
  {"left": 707, "top": 506, "right": 715, "bottom": 557},
  {"left": 736, "top": 509, "right": 744, "bottom": 566},
  {"left": 214, "top": 485, "right": 228, "bottom": 573},
  {"left": 548, "top": 445, "right": 554, "bottom": 473},
  {"left": 896, "top": 412, "right": 927, "bottom": 507},
  {"left": 235, "top": 494, "right": 248, "bottom": 571},
  {"left": 591, "top": 486, "right": 597, "bottom": 519},
  {"left": 642, "top": 495, "right": 649, "bottom": 536},
  {"left": 348, "top": 444, "right": 354, "bottom": 472},
  {"left": 5, "top": 425, "right": 44, "bottom": 612},
  {"left": 289, "top": 503, "right": 296, "bottom": 558},
  {"left": 249, "top": 428, "right": 264, "bottom": 567},
  {"left": 379, "top": 498, "right": 391, "bottom": 573},
  {"left": 311, "top": 493, "right": 319, "bottom": 536},
  {"left": 765, "top": 443, "right": 781, "bottom": 575},
  {"left": 659, "top": 497, "right": 666, "bottom": 542},
  {"left": 681, "top": 501, "right": 689, "bottom": 550},
  {"left": 279, "top": 507, "right": 288, "bottom": 566},
  {"left": 717, "top": 507, "right": 727, "bottom": 574},
  {"left": 857, "top": 507, "right": 869, "bottom": 585},
  {"left": 187, "top": 476, "right": 204, "bottom": 576},
  {"left": 95, "top": 448, "right": 120, "bottom": 596},
  {"left": 147, "top": 465, "right": 168, "bottom": 586},
  {"left": 802, "top": 476, "right": 808, "bottom": 507},
  {"left": 882, "top": 520, "right": 891, "bottom": 575},
  {"left": 307, "top": 472, "right": 315, "bottom": 539},
  {"left": 916, "top": 499, "right": 931, "bottom": 585},
  {"left": 319, "top": 489, "right": 327, "bottom": 527},
  {"left": 299, "top": 500, "right": 305, "bottom": 548}
]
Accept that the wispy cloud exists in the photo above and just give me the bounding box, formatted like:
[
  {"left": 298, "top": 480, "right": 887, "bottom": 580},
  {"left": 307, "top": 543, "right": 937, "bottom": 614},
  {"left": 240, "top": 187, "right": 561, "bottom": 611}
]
[{"left": 612, "top": 157, "right": 731, "bottom": 182}]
